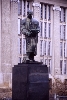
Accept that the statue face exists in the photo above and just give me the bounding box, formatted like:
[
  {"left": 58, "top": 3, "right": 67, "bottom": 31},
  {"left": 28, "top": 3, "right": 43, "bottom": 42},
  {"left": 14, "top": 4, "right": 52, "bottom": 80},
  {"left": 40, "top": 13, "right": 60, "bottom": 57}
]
[
  {"left": 28, "top": 14, "right": 32, "bottom": 19},
  {"left": 27, "top": 10, "right": 33, "bottom": 19}
]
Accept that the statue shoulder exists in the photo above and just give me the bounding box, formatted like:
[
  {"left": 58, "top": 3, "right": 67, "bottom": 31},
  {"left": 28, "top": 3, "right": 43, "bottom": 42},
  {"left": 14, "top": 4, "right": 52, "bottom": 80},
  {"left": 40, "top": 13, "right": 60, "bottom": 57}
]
[
  {"left": 32, "top": 18, "right": 39, "bottom": 24},
  {"left": 20, "top": 18, "right": 27, "bottom": 25}
]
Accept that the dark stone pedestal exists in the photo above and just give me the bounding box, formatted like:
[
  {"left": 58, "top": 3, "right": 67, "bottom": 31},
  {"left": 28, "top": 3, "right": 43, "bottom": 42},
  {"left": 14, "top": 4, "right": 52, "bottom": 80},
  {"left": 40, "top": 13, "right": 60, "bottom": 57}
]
[{"left": 12, "top": 62, "right": 49, "bottom": 100}]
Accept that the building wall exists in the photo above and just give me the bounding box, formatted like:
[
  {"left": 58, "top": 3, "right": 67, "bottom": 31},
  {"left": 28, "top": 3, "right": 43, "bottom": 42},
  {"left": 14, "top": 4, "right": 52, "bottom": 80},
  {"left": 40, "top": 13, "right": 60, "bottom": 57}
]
[{"left": 0, "top": 0, "right": 18, "bottom": 88}]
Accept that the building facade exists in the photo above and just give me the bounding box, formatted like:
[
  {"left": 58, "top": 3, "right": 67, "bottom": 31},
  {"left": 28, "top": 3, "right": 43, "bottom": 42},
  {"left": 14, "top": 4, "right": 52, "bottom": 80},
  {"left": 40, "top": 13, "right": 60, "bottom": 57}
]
[
  {"left": 18, "top": 0, "right": 67, "bottom": 82},
  {"left": 0, "top": 0, "right": 67, "bottom": 88}
]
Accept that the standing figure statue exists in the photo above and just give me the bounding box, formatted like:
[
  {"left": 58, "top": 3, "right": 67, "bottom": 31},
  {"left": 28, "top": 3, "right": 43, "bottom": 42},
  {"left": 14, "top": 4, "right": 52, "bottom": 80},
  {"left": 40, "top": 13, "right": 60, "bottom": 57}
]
[{"left": 20, "top": 10, "right": 40, "bottom": 62}]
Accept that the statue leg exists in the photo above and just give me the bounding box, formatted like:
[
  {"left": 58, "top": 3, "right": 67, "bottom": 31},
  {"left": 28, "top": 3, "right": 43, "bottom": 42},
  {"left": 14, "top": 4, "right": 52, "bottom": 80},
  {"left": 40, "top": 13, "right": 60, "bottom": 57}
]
[
  {"left": 29, "top": 52, "right": 34, "bottom": 61},
  {"left": 26, "top": 52, "right": 30, "bottom": 60},
  {"left": 26, "top": 52, "right": 34, "bottom": 61}
]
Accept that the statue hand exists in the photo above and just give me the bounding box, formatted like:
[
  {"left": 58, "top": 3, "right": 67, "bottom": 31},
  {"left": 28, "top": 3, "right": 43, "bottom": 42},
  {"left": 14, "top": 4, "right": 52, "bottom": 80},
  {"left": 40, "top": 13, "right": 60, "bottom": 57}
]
[{"left": 26, "top": 31, "right": 31, "bottom": 36}]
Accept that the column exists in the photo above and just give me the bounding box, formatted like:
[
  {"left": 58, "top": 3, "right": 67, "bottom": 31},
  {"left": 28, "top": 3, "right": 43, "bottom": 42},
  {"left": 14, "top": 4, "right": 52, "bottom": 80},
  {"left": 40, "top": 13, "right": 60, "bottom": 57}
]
[
  {"left": 1, "top": 0, "right": 12, "bottom": 87},
  {"left": 33, "top": 2, "right": 41, "bottom": 62},
  {"left": 0, "top": 0, "right": 1, "bottom": 72},
  {"left": 53, "top": 6, "right": 61, "bottom": 76},
  {"left": 10, "top": 0, "right": 18, "bottom": 67},
  {"left": 51, "top": 6, "right": 54, "bottom": 77},
  {"left": 65, "top": 9, "right": 67, "bottom": 76},
  {"left": 0, "top": 0, "right": 4, "bottom": 86}
]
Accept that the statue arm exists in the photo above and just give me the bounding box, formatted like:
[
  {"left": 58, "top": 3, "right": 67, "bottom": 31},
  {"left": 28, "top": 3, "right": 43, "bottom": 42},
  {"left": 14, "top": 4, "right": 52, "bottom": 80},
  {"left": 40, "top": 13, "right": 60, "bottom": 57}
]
[
  {"left": 30, "top": 22, "right": 40, "bottom": 34},
  {"left": 20, "top": 20, "right": 30, "bottom": 36},
  {"left": 21, "top": 26, "right": 31, "bottom": 36},
  {"left": 36, "top": 22, "right": 40, "bottom": 33},
  {"left": 20, "top": 24, "right": 27, "bottom": 35}
]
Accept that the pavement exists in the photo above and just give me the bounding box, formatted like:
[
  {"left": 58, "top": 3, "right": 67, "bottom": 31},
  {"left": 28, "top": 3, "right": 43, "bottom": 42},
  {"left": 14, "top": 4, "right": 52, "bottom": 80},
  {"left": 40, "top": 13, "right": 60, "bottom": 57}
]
[
  {"left": 1, "top": 98, "right": 12, "bottom": 100},
  {"left": 0, "top": 88, "right": 12, "bottom": 100}
]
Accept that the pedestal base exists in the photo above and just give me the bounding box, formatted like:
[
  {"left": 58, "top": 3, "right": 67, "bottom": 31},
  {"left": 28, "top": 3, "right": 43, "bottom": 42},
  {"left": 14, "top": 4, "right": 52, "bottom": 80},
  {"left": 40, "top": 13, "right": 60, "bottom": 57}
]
[{"left": 12, "top": 62, "right": 49, "bottom": 100}]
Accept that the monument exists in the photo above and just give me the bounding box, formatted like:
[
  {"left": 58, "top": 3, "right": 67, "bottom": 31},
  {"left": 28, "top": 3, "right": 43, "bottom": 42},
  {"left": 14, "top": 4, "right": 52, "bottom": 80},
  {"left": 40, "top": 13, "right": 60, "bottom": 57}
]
[
  {"left": 20, "top": 10, "right": 40, "bottom": 62},
  {"left": 12, "top": 10, "right": 49, "bottom": 100}
]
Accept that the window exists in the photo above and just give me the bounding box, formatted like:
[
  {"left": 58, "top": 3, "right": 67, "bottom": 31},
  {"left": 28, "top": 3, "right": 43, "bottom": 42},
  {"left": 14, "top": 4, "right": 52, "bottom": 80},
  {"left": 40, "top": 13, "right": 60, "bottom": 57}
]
[
  {"left": 18, "top": 19, "right": 20, "bottom": 34},
  {"left": 40, "top": 22, "right": 43, "bottom": 37},
  {"left": 60, "top": 25, "right": 66, "bottom": 40},
  {"left": 44, "top": 59, "right": 47, "bottom": 65},
  {"left": 23, "top": 0, "right": 26, "bottom": 16},
  {"left": 44, "top": 22, "right": 47, "bottom": 38},
  {"left": 60, "top": 42, "right": 63, "bottom": 57},
  {"left": 18, "top": 57, "right": 22, "bottom": 63},
  {"left": 18, "top": 38, "right": 22, "bottom": 54},
  {"left": 40, "top": 40, "right": 43, "bottom": 56},
  {"left": 18, "top": 0, "right": 22, "bottom": 15},
  {"left": 27, "top": 1, "right": 30, "bottom": 11},
  {"left": 44, "top": 4, "right": 47, "bottom": 19},
  {"left": 60, "top": 25, "right": 63, "bottom": 39},
  {"left": 64, "top": 43, "right": 66, "bottom": 57},
  {"left": 63, "top": 8, "right": 66, "bottom": 22},
  {"left": 48, "top": 59, "right": 51, "bottom": 74},
  {"left": 23, "top": 38, "right": 26, "bottom": 54},
  {"left": 63, "top": 25, "right": 66, "bottom": 40},
  {"left": 40, "top": 4, "right": 43, "bottom": 19},
  {"left": 44, "top": 41, "right": 47, "bottom": 55},
  {"left": 64, "top": 60, "right": 66, "bottom": 74},
  {"left": 60, "top": 60, "right": 63, "bottom": 74},
  {"left": 20, "top": 0, "right": 30, "bottom": 16},
  {"left": 48, "top": 41, "right": 51, "bottom": 56},
  {"left": 48, "top": 23, "right": 51, "bottom": 38},
  {"left": 60, "top": 7, "right": 66, "bottom": 22},
  {"left": 48, "top": 5, "right": 51, "bottom": 20},
  {"left": 40, "top": 4, "right": 51, "bottom": 20}
]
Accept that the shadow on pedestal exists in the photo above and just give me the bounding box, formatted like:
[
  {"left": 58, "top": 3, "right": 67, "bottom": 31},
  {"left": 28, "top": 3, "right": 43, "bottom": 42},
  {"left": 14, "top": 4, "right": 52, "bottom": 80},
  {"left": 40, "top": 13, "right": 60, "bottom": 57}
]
[{"left": 12, "top": 61, "right": 49, "bottom": 100}]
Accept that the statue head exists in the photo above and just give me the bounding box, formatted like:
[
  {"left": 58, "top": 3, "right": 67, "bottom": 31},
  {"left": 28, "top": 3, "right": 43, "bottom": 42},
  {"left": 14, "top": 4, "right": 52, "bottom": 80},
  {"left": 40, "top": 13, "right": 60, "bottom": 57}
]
[{"left": 27, "top": 10, "right": 33, "bottom": 19}]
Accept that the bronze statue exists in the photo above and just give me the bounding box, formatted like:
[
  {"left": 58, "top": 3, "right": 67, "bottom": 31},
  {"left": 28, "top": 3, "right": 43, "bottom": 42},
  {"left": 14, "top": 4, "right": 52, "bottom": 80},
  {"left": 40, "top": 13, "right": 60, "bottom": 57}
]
[{"left": 20, "top": 10, "right": 40, "bottom": 62}]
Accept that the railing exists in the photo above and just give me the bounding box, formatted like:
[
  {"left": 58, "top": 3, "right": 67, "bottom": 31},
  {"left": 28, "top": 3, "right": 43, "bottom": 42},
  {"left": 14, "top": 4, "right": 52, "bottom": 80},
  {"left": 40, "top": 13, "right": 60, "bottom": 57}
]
[
  {"left": 50, "top": 95, "right": 67, "bottom": 100},
  {"left": 56, "top": 96, "right": 67, "bottom": 100}
]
